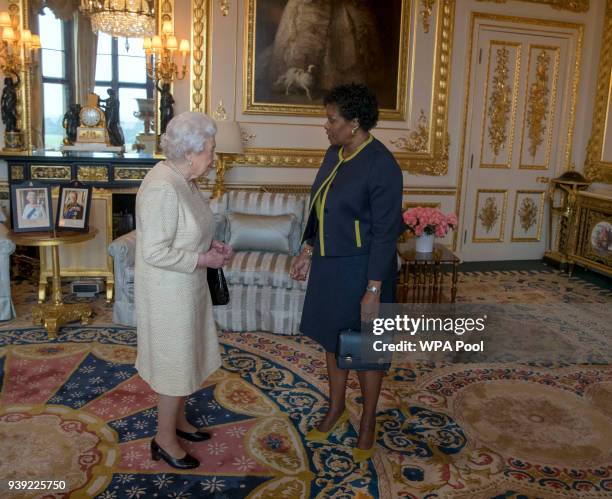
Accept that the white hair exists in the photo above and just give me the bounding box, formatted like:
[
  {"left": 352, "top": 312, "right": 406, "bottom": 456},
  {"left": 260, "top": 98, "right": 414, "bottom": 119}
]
[{"left": 160, "top": 112, "right": 217, "bottom": 160}]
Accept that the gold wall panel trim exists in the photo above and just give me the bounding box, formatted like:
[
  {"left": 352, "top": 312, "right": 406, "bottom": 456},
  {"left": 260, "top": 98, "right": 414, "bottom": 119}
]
[
  {"left": 31, "top": 165, "right": 71, "bottom": 180},
  {"left": 476, "top": 0, "right": 589, "bottom": 12},
  {"left": 391, "top": 110, "right": 429, "bottom": 152},
  {"left": 519, "top": 45, "right": 560, "bottom": 170},
  {"left": 10, "top": 165, "right": 24, "bottom": 180},
  {"left": 420, "top": 0, "right": 436, "bottom": 33},
  {"left": 585, "top": 0, "right": 612, "bottom": 183},
  {"left": 457, "top": 12, "right": 584, "bottom": 249},
  {"left": 480, "top": 41, "right": 521, "bottom": 169},
  {"left": 511, "top": 189, "right": 546, "bottom": 241},
  {"left": 77, "top": 166, "right": 109, "bottom": 182},
  {"left": 473, "top": 189, "right": 508, "bottom": 243},
  {"left": 114, "top": 168, "right": 150, "bottom": 181},
  {"left": 232, "top": 146, "right": 447, "bottom": 174},
  {"left": 191, "top": 0, "right": 211, "bottom": 113}
]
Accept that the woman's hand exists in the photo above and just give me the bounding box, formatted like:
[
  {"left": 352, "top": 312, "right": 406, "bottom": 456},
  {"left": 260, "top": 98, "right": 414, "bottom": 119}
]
[
  {"left": 360, "top": 287, "right": 381, "bottom": 323},
  {"left": 289, "top": 246, "right": 312, "bottom": 281},
  {"left": 212, "top": 240, "right": 233, "bottom": 263},
  {"left": 197, "top": 248, "right": 226, "bottom": 269}
]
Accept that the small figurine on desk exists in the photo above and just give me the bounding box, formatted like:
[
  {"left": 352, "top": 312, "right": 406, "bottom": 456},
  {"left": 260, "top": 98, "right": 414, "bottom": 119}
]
[
  {"left": 157, "top": 82, "right": 174, "bottom": 135},
  {"left": 1, "top": 74, "right": 19, "bottom": 133},
  {"left": 99, "top": 88, "right": 125, "bottom": 147},
  {"left": 62, "top": 103, "right": 81, "bottom": 145}
]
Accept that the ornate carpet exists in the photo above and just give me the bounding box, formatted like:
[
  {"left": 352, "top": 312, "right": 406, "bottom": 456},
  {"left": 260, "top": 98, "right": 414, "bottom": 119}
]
[
  {"left": 0, "top": 326, "right": 610, "bottom": 498},
  {"left": 0, "top": 269, "right": 610, "bottom": 498}
]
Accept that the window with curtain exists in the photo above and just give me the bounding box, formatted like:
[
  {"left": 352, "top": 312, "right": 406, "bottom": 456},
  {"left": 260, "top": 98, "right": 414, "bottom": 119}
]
[
  {"left": 39, "top": 7, "right": 73, "bottom": 150},
  {"left": 95, "top": 33, "right": 152, "bottom": 150}
]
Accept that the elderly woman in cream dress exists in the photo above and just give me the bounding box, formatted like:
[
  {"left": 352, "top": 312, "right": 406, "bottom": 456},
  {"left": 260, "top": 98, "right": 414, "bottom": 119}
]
[{"left": 135, "top": 112, "right": 233, "bottom": 469}]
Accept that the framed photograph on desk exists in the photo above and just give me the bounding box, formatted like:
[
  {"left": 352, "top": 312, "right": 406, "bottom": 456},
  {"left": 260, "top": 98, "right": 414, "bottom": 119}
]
[
  {"left": 55, "top": 182, "right": 92, "bottom": 232},
  {"left": 10, "top": 181, "right": 53, "bottom": 232}
]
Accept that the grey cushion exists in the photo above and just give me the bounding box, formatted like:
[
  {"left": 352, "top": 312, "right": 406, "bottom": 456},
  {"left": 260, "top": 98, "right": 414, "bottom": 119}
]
[{"left": 226, "top": 212, "right": 298, "bottom": 254}]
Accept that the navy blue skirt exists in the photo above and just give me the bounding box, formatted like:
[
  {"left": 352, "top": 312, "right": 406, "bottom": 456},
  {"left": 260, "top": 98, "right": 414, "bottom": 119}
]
[{"left": 300, "top": 253, "right": 395, "bottom": 353}]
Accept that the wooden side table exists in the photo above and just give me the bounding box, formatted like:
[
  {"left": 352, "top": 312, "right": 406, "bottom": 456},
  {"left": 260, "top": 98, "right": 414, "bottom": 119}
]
[
  {"left": 397, "top": 240, "right": 460, "bottom": 303},
  {"left": 9, "top": 229, "right": 98, "bottom": 338}
]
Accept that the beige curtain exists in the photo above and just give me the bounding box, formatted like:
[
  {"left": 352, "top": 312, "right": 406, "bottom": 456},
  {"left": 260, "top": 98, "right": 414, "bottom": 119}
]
[
  {"left": 44, "top": 0, "right": 80, "bottom": 21},
  {"left": 74, "top": 11, "right": 97, "bottom": 105}
]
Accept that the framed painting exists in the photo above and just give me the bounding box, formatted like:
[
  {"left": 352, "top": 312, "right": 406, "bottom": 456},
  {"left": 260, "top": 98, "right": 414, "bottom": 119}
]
[
  {"left": 244, "top": 0, "right": 410, "bottom": 119},
  {"left": 55, "top": 182, "right": 92, "bottom": 232},
  {"left": 10, "top": 181, "right": 53, "bottom": 232}
]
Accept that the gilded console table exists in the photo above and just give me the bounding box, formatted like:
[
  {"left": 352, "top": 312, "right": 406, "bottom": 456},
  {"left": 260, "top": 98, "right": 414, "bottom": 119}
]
[
  {"left": 2, "top": 150, "right": 159, "bottom": 187},
  {"left": 8, "top": 229, "right": 98, "bottom": 338},
  {"left": 568, "top": 191, "right": 612, "bottom": 277},
  {"left": 397, "top": 241, "right": 460, "bottom": 303}
]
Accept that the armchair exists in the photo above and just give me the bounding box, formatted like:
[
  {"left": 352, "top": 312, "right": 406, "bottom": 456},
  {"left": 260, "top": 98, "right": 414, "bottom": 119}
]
[{"left": 0, "top": 222, "right": 16, "bottom": 321}]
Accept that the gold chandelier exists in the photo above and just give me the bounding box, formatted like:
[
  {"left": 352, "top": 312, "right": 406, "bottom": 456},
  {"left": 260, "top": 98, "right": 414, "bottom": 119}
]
[{"left": 79, "top": 0, "right": 155, "bottom": 38}]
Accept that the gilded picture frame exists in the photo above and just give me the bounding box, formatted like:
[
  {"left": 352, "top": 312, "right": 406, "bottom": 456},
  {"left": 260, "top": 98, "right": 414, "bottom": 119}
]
[
  {"left": 243, "top": 0, "right": 410, "bottom": 120},
  {"left": 584, "top": 0, "right": 612, "bottom": 184}
]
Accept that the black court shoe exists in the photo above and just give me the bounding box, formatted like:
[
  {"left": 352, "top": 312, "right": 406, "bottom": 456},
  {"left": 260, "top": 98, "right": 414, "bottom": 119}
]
[
  {"left": 176, "top": 428, "right": 212, "bottom": 442},
  {"left": 151, "top": 439, "right": 199, "bottom": 469}
]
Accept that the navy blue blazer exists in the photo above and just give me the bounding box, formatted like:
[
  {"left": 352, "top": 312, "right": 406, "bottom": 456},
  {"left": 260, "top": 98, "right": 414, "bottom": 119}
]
[{"left": 302, "top": 137, "right": 404, "bottom": 281}]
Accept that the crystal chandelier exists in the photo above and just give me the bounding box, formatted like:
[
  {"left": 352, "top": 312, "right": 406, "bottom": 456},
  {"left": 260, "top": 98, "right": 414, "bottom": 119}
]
[{"left": 79, "top": 0, "right": 155, "bottom": 38}]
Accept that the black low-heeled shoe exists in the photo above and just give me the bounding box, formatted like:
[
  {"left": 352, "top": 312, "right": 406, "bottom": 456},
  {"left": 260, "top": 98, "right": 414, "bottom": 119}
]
[
  {"left": 176, "top": 428, "right": 212, "bottom": 442},
  {"left": 150, "top": 439, "right": 199, "bottom": 469}
]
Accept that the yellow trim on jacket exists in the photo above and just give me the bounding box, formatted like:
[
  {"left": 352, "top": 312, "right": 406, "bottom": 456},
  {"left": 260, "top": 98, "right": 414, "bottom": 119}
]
[
  {"left": 314, "top": 135, "right": 373, "bottom": 256},
  {"left": 354, "top": 220, "right": 362, "bottom": 247}
]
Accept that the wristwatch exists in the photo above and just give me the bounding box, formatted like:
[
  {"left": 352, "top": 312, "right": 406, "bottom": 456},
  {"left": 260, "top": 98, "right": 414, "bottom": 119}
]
[
  {"left": 303, "top": 246, "right": 313, "bottom": 257},
  {"left": 365, "top": 285, "right": 380, "bottom": 294}
]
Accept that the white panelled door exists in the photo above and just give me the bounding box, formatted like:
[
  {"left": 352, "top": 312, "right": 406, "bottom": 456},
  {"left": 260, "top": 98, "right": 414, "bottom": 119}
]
[{"left": 461, "top": 18, "right": 582, "bottom": 261}]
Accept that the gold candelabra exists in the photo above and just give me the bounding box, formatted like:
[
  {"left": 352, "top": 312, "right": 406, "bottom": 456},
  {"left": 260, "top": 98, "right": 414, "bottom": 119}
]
[
  {"left": 143, "top": 21, "right": 190, "bottom": 84},
  {"left": 0, "top": 11, "right": 40, "bottom": 75},
  {"left": 0, "top": 10, "right": 41, "bottom": 151}
]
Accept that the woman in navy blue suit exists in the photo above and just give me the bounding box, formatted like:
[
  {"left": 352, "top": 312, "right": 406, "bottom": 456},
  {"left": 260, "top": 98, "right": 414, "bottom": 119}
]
[{"left": 290, "top": 83, "right": 403, "bottom": 462}]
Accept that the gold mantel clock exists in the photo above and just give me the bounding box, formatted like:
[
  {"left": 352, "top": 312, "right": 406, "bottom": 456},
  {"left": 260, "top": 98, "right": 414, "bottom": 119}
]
[{"left": 77, "top": 93, "right": 109, "bottom": 145}]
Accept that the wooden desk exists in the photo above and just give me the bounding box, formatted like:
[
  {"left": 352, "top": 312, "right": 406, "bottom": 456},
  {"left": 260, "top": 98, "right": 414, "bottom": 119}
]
[
  {"left": 9, "top": 229, "right": 98, "bottom": 338},
  {"left": 397, "top": 241, "right": 460, "bottom": 303}
]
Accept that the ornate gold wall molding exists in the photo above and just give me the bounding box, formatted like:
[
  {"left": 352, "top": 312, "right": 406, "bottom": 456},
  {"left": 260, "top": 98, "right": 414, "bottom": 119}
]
[
  {"left": 487, "top": 45, "right": 514, "bottom": 158},
  {"left": 390, "top": 110, "right": 429, "bottom": 153},
  {"left": 476, "top": 0, "right": 589, "bottom": 12},
  {"left": 480, "top": 41, "right": 521, "bottom": 168},
  {"left": 584, "top": 0, "right": 612, "bottom": 183},
  {"left": 232, "top": 145, "right": 448, "bottom": 175},
  {"left": 526, "top": 49, "right": 551, "bottom": 158},
  {"left": 191, "top": 0, "right": 211, "bottom": 113},
  {"left": 420, "top": 0, "right": 436, "bottom": 33}
]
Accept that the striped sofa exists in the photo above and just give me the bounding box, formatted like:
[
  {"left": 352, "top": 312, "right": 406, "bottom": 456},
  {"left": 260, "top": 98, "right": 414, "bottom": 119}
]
[{"left": 109, "top": 191, "right": 310, "bottom": 335}]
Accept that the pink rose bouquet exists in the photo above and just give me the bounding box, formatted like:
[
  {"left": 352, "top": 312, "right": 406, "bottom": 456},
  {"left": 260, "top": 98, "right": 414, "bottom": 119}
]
[{"left": 402, "top": 207, "right": 458, "bottom": 238}]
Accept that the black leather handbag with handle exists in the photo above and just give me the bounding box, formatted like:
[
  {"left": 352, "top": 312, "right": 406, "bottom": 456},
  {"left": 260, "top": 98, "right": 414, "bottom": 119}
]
[
  {"left": 336, "top": 329, "right": 392, "bottom": 371},
  {"left": 207, "top": 268, "right": 229, "bottom": 306}
]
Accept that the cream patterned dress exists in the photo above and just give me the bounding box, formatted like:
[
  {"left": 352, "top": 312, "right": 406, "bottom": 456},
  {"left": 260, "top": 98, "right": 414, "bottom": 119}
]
[{"left": 134, "top": 162, "right": 221, "bottom": 396}]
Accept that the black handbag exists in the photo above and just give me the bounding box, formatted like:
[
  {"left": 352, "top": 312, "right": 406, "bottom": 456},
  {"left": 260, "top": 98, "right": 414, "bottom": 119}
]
[
  {"left": 207, "top": 268, "right": 229, "bottom": 305},
  {"left": 336, "top": 329, "right": 392, "bottom": 371}
]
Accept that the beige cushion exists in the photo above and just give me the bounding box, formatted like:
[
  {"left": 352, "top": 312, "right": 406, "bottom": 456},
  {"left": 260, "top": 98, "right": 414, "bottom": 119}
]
[{"left": 227, "top": 212, "right": 298, "bottom": 254}]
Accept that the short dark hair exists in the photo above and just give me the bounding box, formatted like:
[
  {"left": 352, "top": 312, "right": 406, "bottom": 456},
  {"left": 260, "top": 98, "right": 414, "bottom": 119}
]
[{"left": 323, "top": 83, "right": 379, "bottom": 131}]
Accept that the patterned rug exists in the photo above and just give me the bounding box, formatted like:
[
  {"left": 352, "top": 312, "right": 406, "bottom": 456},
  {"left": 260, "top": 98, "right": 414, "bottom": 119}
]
[
  {"left": 0, "top": 326, "right": 611, "bottom": 498},
  {"left": 0, "top": 269, "right": 611, "bottom": 498}
]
